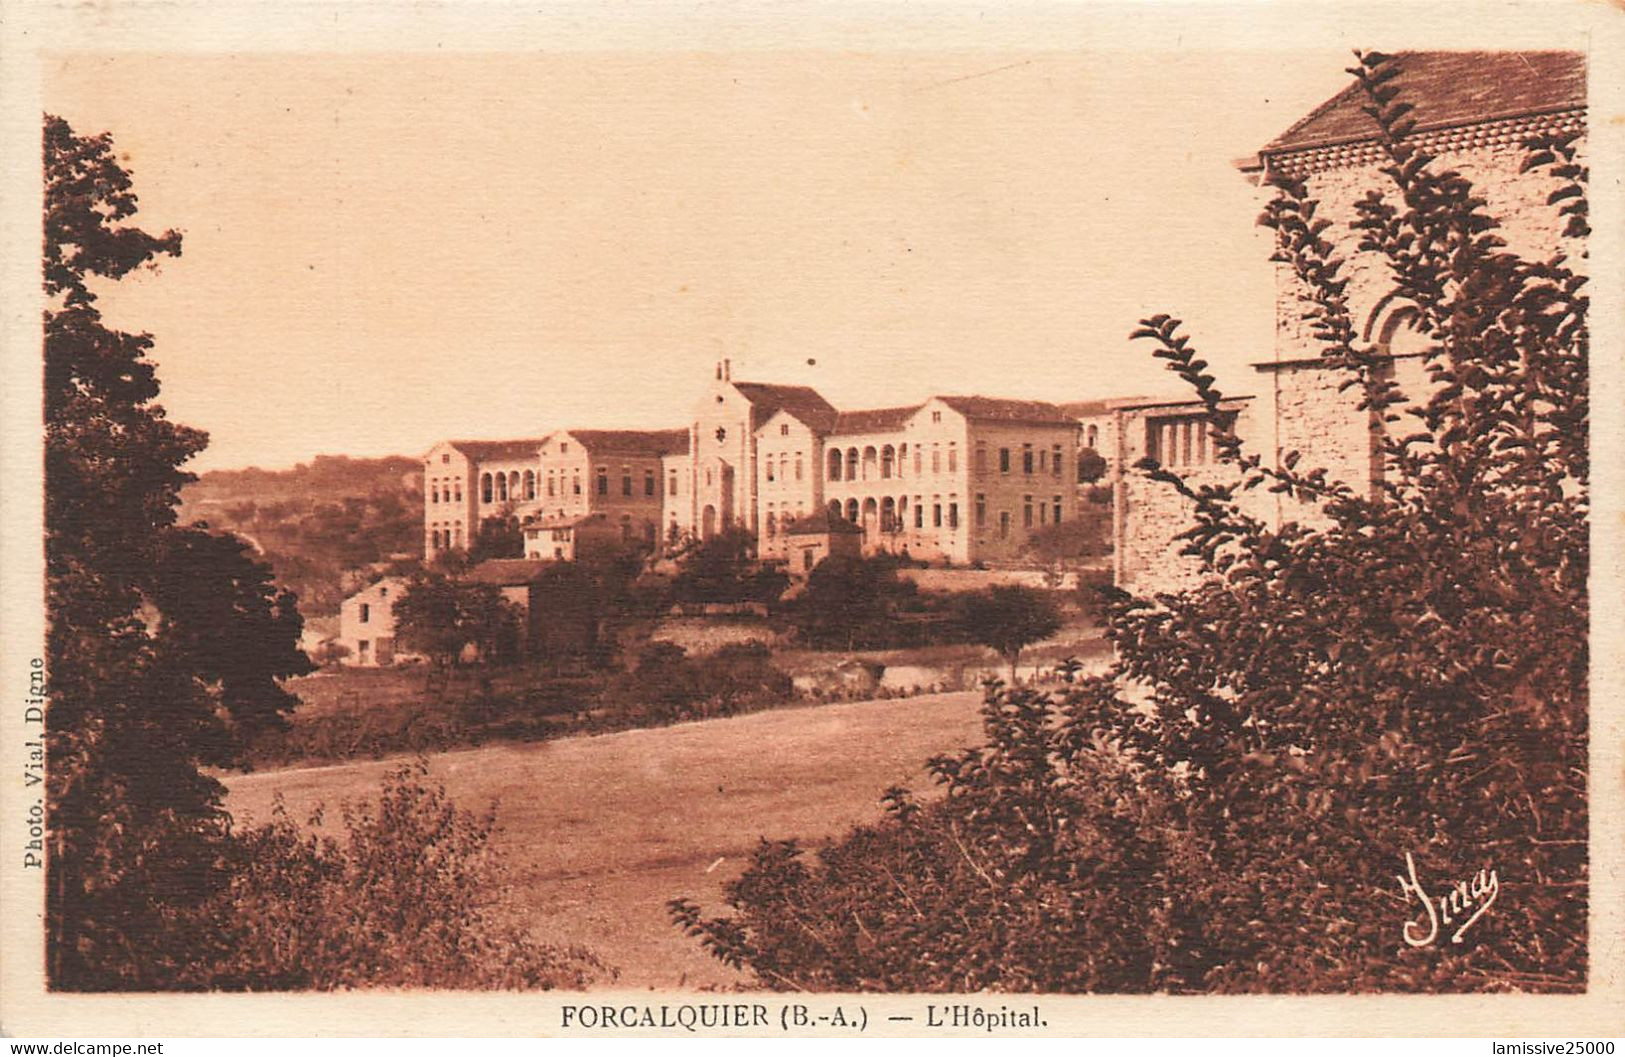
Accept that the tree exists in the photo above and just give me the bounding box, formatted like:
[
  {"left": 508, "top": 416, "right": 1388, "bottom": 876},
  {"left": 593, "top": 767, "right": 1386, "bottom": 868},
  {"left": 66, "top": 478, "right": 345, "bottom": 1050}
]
[
  {"left": 469, "top": 508, "right": 523, "bottom": 563},
  {"left": 670, "top": 527, "right": 785, "bottom": 604},
  {"left": 788, "top": 553, "right": 918, "bottom": 650},
  {"left": 672, "top": 52, "right": 1588, "bottom": 992},
  {"left": 43, "top": 115, "right": 312, "bottom": 988},
  {"left": 962, "top": 585, "right": 1062, "bottom": 681},
  {"left": 391, "top": 574, "right": 522, "bottom": 667},
  {"left": 1076, "top": 446, "right": 1108, "bottom": 484}
]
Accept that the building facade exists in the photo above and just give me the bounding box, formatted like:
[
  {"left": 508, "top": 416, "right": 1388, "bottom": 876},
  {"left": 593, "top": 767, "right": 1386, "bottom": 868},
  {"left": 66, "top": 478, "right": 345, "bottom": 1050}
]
[
  {"left": 1112, "top": 50, "right": 1587, "bottom": 593},
  {"left": 336, "top": 575, "right": 416, "bottom": 666}
]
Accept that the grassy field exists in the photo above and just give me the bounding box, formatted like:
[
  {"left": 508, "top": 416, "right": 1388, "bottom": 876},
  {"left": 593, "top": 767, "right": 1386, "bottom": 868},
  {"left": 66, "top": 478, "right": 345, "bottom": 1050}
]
[{"left": 225, "top": 689, "right": 989, "bottom": 990}]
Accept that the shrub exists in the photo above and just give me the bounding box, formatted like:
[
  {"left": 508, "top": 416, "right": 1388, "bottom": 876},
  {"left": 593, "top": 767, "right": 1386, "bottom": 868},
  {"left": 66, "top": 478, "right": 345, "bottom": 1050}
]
[{"left": 183, "top": 762, "right": 604, "bottom": 990}]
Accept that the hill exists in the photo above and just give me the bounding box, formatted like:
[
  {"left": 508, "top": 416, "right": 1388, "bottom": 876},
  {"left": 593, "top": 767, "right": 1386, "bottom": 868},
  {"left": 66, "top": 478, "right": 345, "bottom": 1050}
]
[{"left": 179, "top": 454, "right": 424, "bottom": 618}]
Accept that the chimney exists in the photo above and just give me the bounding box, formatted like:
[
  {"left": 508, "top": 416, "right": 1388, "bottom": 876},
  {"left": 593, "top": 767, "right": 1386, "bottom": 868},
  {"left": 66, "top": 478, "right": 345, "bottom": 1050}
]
[{"left": 723, "top": 358, "right": 732, "bottom": 381}]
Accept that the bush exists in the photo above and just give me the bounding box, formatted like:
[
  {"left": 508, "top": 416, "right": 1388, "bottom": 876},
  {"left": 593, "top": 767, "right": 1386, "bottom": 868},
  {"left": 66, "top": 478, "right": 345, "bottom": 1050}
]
[{"left": 183, "top": 762, "right": 604, "bottom": 990}]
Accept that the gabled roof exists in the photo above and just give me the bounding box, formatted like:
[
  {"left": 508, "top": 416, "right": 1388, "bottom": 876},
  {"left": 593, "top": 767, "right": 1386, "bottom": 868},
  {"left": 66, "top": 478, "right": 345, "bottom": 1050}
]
[
  {"left": 783, "top": 509, "right": 865, "bottom": 536},
  {"left": 933, "top": 395, "right": 1079, "bottom": 428},
  {"left": 732, "top": 381, "right": 839, "bottom": 430},
  {"left": 830, "top": 405, "right": 922, "bottom": 436},
  {"left": 1259, "top": 51, "right": 1584, "bottom": 159},
  {"left": 561, "top": 429, "right": 689, "bottom": 458},
  {"left": 464, "top": 558, "right": 553, "bottom": 586},
  {"left": 522, "top": 511, "right": 608, "bottom": 531},
  {"left": 447, "top": 438, "right": 548, "bottom": 463}
]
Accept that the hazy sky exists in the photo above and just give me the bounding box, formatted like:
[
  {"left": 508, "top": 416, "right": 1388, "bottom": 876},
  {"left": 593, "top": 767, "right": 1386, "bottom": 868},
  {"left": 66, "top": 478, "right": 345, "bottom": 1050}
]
[{"left": 49, "top": 48, "right": 1356, "bottom": 471}]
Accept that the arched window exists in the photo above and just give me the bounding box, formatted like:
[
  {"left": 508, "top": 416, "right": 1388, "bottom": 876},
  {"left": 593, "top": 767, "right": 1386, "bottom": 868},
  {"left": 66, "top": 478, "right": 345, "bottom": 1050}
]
[
  {"left": 881, "top": 445, "right": 895, "bottom": 479},
  {"left": 480, "top": 473, "right": 493, "bottom": 503},
  {"left": 845, "top": 498, "right": 859, "bottom": 523},
  {"left": 524, "top": 470, "right": 536, "bottom": 500},
  {"left": 828, "top": 499, "right": 842, "bottom": 521},
  {"left": 862, "top": 446, "right": 878, "bottom": 480},
  {"left": 846, "top": 448, "right": 859, "bottom": 480},
  {"left": 497, "top": 473, "right": 508, "bottom": 502},
  {"left": 431, "top": 485, "right": 440, "bottom": 504},
  {"left": 430, "top": 529, "right": 442, "bottom": 550},
  {"left": 1086, "top": 424, "right": 1099, "bottom": 449},
  {"left": 510, "top": 471, "right": 521, "bottom": 498},
  {"left": 827, "top": 448, "right": 843, "bottom": 482},
  {"left": 1374, "top": 304, "right": 1430, "bottom": 357},
  {"left": 881, "top": 496, "right": 896, "bottom": 532}
]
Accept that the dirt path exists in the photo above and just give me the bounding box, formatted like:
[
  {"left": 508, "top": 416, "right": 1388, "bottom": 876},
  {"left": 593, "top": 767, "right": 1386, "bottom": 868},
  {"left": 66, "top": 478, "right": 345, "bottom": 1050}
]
[{"left": 226, "top": 690, "right": 988, "bottom": 989}]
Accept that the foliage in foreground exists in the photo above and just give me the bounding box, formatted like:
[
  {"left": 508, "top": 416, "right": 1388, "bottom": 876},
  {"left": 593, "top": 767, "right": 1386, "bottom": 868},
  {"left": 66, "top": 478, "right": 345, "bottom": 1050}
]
[
  {"left": 179, "top": 763, "right": 602, "bottom": 991},
  {"left": 672, "top": 52, "right": 1588, "bottom": 993}
]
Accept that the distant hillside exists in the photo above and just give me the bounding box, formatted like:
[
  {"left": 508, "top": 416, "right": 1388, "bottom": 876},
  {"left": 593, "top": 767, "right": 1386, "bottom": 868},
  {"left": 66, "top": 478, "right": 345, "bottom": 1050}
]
[{"left": 180, "top": 455, "right": 424, "bottom": 619}]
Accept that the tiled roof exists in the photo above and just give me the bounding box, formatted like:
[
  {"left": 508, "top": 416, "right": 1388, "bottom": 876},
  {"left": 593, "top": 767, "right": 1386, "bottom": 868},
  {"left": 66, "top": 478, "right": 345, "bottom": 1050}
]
[
  {"left": 934, "top": 395, "right": 1079, "bottom": 427},
  {"left": 830, "top": 405, "right": 922, "bottom": 435},
  {"left": 448, "top": 438, "right": 548, "bottom": 462},
  {"left": 1261, "top": 51, "right": 1584, "bottom": 157},
  {"left": 464, "top": 558, "right": 553, "bottom": 585},
  {"left": 563, "top": 429, "right": 690, "bottom": 458},
  {"left": 1058, "top": 399, "right": 1116, "bottom": 419},
  {"left": 732, "top": 381, "right": 839, "bottom": 430}
]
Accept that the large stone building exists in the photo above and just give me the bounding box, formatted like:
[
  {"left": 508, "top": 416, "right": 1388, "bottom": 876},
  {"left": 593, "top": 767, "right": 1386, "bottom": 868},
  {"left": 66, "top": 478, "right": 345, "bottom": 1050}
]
[
  {"left": 426, "top": 360, "right": 1114, "bottom": 568},
  {"left": 1112, "top": 50, "right": 1586, "bottom": 592}
]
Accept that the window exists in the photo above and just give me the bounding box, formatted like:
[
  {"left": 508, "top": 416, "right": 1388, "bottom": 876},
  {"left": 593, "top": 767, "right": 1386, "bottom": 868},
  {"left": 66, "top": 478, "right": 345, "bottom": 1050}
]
[
  {"left": 1052, "top": 496, "right": 1063, "bottom": 524},
  {"left": 765, "top": 511, "right": 777, "bottom": 537},
  {"left": 1086, "top": 424, "right": 1099, "bottom": 449},
  {"left": 1022, "top": 444, "right": 1034, "bottom": 475},
  {"left": 931, "top": 410, "right": 942, "bottom": 423},
  {"left": 975, "top": 494, "right": 986, "bottom": 528},
  {"left": 795, "top": 454, "right": 803, "bottom": 481},
  {"left": 621, "top": 516, "right": 633, "bottom": 541},
  {"left": 948, "top": 502, "right": 958, "bottom": 529},
  {"left": 1052, "top": 445, "right": 1063, "bottom": 477},
  {"left": 999, "top": 448, "right": 1010, "bottom": 474},
  {"left": 560, "top": 442, "right": 569, "bottom": 453},
  {"left": 947, "top": 445, "right": 958, "bottom": 473},
  {"left": 780, "top": 423, "right": 790, "bottom": 436},
  {"left": 454, "top": 483, "right": 462, "bottom": 502},
  {"left": 431, "top": 486, "right": 439, "bottom": 504},
  {"left": 999, "top": 511, "right": 1011, "bottom": 539},
  {"left": 621, "top": 469, "right": 632, "bottom": 497},
  {"left": 1039, "top": 501, "right": 1047, "bottom": 525},
  {"left": 846, "top": 498, "right": 860, "bottom": 523},
  {"left": 975, "top": 443, "right": 987, "bottom": 472},
  {"left": 914, "top": 448, "right": 923, "bottom": 475},
  {"left": 441, "top": 453, "right": 450, "bottom": 464},
  {"left": 932, "top": 501, "right": 942, "bottom": 528},
  {"left": 358, "top": 640, "right": 370, "bottom": 661},
  {"left": 481, "top": 473, "right": 493, "bottom": 503},
  {"left": 597, "top": 468, "right": 608, "bottom": 496},
  {"left": 572, "top": 473, "right": 582, "bottom": 496},
  {"left": 1023, "top": 495, "right": 1034, "bottom": 527},
  {"left": 547, "top": 474, "right": 556, "bottom": 497},
  {"left": 360, "top": 603, "right": 370, "bottom": 623},
  {"left": 645, "top": 470, "right": 656, "bottom": 497},
  {"left": 525, "top": 470, "right": 536, "bottom": 500},
  {"left": 931, "top": 446, "right": 941, "bottom": 474},
  {"left": 914, "top": 501, "right": 924, "bottom": 529},
  {"left": 497, "top": 474, "right": 508, "bottom": 502},
  {"left": 1039, "top": 449, "right": 1047, "bottom": 473},
  {"left": 766, "top": 458, "right": 776, "bottom": 482},
  {"left": 669, "top": 470, "right": 679, "bottom": 496}
]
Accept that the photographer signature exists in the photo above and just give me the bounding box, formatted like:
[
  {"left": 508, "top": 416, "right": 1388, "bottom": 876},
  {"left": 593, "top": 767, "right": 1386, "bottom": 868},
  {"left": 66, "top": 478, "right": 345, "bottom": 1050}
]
[{"left": 1396, "top": 851, "right": 1499, "bottom": 947}]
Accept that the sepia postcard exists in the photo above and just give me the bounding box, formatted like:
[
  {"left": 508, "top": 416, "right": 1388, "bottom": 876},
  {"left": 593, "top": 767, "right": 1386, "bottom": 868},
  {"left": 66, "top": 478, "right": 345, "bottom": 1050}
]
[{"left": 1, "top": 0, "right": 1622, "bottom": 1040}]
